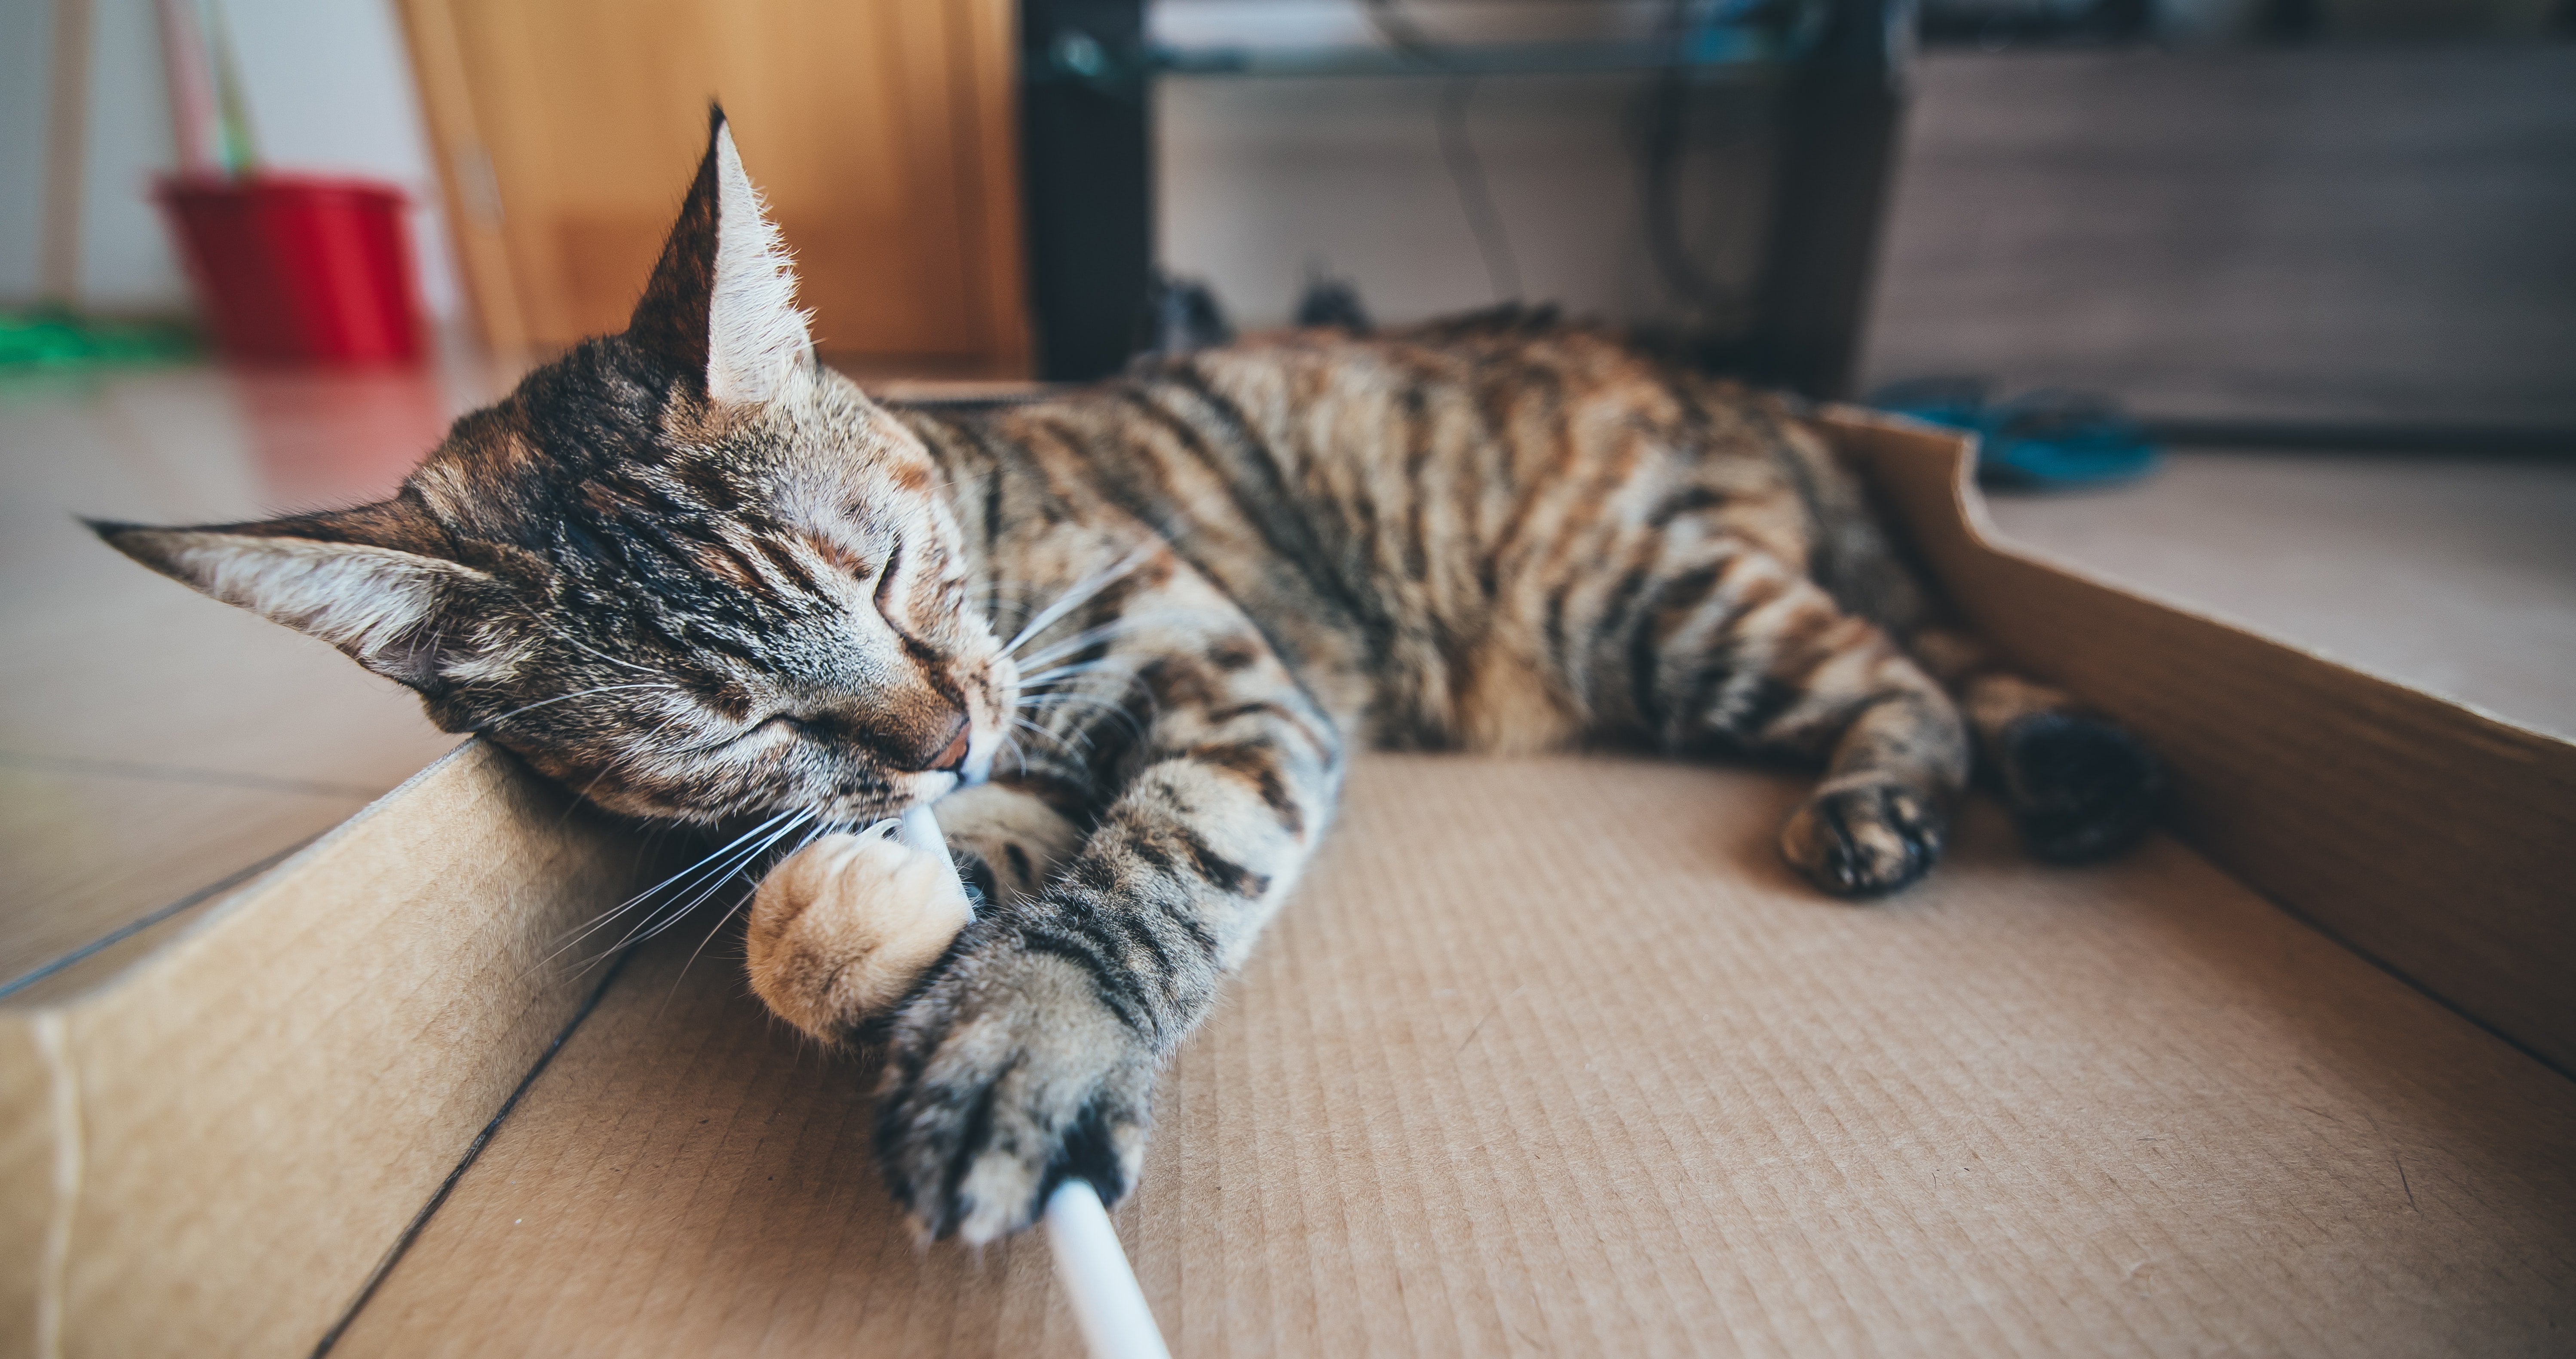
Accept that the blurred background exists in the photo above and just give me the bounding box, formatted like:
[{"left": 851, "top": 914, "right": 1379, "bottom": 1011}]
[
  {"left": 1, "top": 1, "right": 2571, "bottom": 996},
  {"left": 10, "top": 0, "right": 2573, "bottom": 413}
]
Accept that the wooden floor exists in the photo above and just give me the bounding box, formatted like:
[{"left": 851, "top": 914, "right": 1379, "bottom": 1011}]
[{"left": 0, "top": 362, "right": 490, "bottom": 992}]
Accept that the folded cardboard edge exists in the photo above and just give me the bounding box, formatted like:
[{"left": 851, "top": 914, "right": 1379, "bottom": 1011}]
[
  {"left": 0, "top": 740, "right": 657, "bottom": 1357},
  {"left": 1819, "top": 407, "right": 2576, "bottom": 1076},
  {"left": 4, "top": 741, "right": 476, "bottom": 1011}
]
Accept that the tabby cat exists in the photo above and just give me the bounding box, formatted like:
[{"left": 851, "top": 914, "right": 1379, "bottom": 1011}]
[{"left": 95, "top": 114, "right": 2156, "bottom": 1244}]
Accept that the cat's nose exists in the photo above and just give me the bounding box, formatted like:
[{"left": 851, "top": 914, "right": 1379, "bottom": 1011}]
[
  {"left": 917, "top": 715, "right": 971, "bottom": 773},
  {"left": 804, "top": 698, "right": 969, "bottom": 773},
  {"left": 882, "top": 710, "right": 968, "bottom": 773}
]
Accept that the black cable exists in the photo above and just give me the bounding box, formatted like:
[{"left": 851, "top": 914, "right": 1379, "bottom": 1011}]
[
  {"left": 1362, "top": 0, "right": 1524, "bottom": 303},
  {"left": 1639, "top": 0, "right": 1743, "bottom": 326},
  {"left": 1438, "top": 78, "right": 1524, "bottom": 302}
]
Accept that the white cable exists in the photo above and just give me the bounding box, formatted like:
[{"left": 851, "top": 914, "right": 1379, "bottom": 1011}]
[
  {"left": 895, "top": 803, "right": 955, "bottom": 868},
  {"left": 1045, "top": 1179, "right": 1172, "bottom": 1359},
  {"left": 903, "top": 803, "right": 1173, "bottom": 1359}
]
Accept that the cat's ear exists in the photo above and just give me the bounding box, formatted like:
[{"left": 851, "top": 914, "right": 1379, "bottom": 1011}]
[
  {"left": 89, "top": 502, "right": 507, "bottom": 692},
  {"left": 628, "top": 104, "right": 814, "bottom": 406}
]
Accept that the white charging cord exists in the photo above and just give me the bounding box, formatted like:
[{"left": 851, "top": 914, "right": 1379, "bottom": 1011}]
[{"left": 897, "top": 804, "right": 1173, "bottom": 1359}]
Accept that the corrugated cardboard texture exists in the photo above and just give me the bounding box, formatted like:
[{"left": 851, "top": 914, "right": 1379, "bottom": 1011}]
[
  {"left": 335, "top": 758, "right": 2576, "bottom": 1356},
  {"left": 1826, "top": 410, "right": 2576, "bottom": 1073},
  {"left": 0, "top": 743, "right": 653, "bottom": 1358}
]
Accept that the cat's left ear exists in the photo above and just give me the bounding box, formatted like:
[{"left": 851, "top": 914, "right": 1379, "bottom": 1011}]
[
  {"left": 87, "top": 500, "right": 512, "bottom": 693},
  {"left": 628, "top": 104, "right": 815, "bottom": 406}
]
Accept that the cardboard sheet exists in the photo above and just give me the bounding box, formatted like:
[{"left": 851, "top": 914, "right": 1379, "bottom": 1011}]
[
  {"left": 333, "top": 758, "right": 2576, "bottom": 1356},
  {"left": 1832, "top": 410, "right": 2576, "bottom": 1073},
  {"left": 0, "top": 745, "right": 654, "bottom": 1357}
]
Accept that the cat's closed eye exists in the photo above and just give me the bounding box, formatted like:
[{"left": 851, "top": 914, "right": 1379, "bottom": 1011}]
[{"left": 871, "top": 543, "right": 906, "bottom": 614}]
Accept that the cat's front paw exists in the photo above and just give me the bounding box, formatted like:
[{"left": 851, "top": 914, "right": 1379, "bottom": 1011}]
[
  {"left": 875, "top": 944, "right": 1153, "bottom": 1244},
  {"left": 745, "top": 830, "right": 972, "bottom": 1042},
  {"left": 1780, "top": 779, "right": 1948, "bottom": 896}
]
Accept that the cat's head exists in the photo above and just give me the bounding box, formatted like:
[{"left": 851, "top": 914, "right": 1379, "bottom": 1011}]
[{"left": 92, "top": 109, "right": 1012, "bottom": 828}]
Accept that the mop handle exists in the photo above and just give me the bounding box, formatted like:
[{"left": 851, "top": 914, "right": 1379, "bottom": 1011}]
[{"left": 895, "top": 804, "right": 1173, "bottom": 1359}]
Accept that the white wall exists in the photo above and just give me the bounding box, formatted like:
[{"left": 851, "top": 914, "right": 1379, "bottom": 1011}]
[
  {"left": 1152, "top": 0, "right": 1778, "bottom": 333},
  {"left": 1158, "top": 71, "right": 1774, "bottom": 333},
  {"left": 0, "top": 0, "right": 61, "bottom": 304},
  {"left": 1861, "top": 46, "right": 2576, "bottom": 427},
  {"left": 0, "top": 0, "right": 456, "bottom": 319}
]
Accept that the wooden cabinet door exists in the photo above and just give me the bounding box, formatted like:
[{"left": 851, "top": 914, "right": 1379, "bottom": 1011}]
[{"left": 399, "top": 0, "right": 1028, "bottom": 377}]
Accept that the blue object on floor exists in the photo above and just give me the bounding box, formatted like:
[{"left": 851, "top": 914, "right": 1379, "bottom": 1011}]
[{"left": 1868, "top": 377, "right": 2161, "bottom": 489}]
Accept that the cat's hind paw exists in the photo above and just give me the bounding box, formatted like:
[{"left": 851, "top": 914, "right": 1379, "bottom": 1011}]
[
  {"left": 1994, "top": 712, "right": 2162, "bottom": 863},
  {"left": 874, "top": 945, "right": 1153, "bottom": 1244},
  {"left": 745, "top": 829, "right": 972, "bottom": 1043},
  {"left": 1780, "top": 779, "right": 1948, "bottom": 896}
]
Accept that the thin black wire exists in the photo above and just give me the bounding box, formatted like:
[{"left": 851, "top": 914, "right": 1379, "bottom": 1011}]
[
  {"left": 1362, "top": 0, "right": 1524, "bottom": 304},
  {"left": 1639, "top": 0, "right": 1742, "bottom": 324},
  {"left": 1438, "top": 78, "right": 1523, "bottom": 303}
]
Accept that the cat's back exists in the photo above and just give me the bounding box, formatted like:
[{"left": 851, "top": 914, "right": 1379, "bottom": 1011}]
[
  {"left": 1141, "top": 315, "right": 1858, "bottom": 623},
  {"left": 919, "top": 315, "right": 1905, "bottom": 745}
]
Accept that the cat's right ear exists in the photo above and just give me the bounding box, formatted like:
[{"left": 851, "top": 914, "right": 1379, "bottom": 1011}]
[
  {"left": 628, "top": 104, "right": 814, "bottom": 407},
  {"left": 88, "top": 503, "right": 511, "bottom": 693}
]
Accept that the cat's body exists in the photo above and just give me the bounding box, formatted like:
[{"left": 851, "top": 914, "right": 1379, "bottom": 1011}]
[{"left": 97, "top": 114, "right": 2156, "bottom": 1245}]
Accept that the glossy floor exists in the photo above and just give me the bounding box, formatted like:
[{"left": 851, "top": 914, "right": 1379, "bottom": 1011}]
[{"left": 0, "top": 359, "right": 501, "bottom": 990}]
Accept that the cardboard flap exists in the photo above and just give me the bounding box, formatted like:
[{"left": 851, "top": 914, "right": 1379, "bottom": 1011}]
[
  {"left": 0, "top": 743, "right": 655, "bottom": 1357},
  {"left": 1820, "top": 408, "right": 2576, "bottom": 1073}
]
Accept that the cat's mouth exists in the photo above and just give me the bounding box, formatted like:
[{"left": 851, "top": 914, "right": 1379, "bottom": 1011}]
[{"left": 960, "top": 727, "right": 1001, "bottom": 785}]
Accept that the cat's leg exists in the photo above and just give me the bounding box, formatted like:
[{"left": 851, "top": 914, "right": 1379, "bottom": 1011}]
[
  {"left": 1617, "top": 544, "right": 1972, "bottom": 895},
  {"left": 1908, "top": 628, "right": 2163, "bottom": 862},
  {"left": 877, "top": 573, "right": 1342, "bottom": 1241},
  {"left": 854, "top": 561, "right": 1343, "bottom": 1242}
]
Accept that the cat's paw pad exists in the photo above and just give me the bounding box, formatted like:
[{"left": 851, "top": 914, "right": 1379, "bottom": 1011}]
[
  {"left": 1995, "top": 712, "right": 2162, "bottom": 863},
  {"left": 1780, "top": 780, "right": 1947, "bottom": 896},
  {"left": 876, "top": 950, "right": 1151, "bottom": 1244},
  {"left": 745, "top": 830, "right": 972, "bottom": 1042}
]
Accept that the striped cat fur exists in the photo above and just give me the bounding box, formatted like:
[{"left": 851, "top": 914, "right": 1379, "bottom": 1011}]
[{"left": 95, "top": 112, "right": 2157, "bottom": 1244}]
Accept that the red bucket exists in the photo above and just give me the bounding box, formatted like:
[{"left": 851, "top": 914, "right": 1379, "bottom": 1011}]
[{"left": 154, "top": 174, "right": 426, "bottom": 365}]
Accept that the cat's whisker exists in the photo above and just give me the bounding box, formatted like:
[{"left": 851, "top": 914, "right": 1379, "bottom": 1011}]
[
  {"left": 1011, "top": 715, "right": 1093, "bottom": 774},
  {"left": 595, "top": 808, "right": 818, "bottom": 967},
  {"left": 1011, "top": 618, "right": 1158, "bottom": 674},
  {"left": 1000, "top": 540, "right": 1163, "bottom": 658},
  {"left": 1013, "top": 623, "right": 1134, "bottom": 671},
  {"left": 634, "top": 809, "right": 819, "bottom": 939},
  {"left": 1015, "top": 677, "right": 1123, "bottom": 703},
  {"left": 1018, "top": 665, "right": 1153, "bottom": 696},
  {"left": 1015, "top": 655, "right": 1140, "bottom": 683},
  {"left": 1017, "top": 690, "right": 1147, "bottom": 741},
  {"left": 539, "top": 808, "right": 802, "bottom": 966},
  {"left": 662, "top": 896, "right": 758, "bottom": 1013},
  {"left": 608, "top": 808, "right": 797, "bottom": 912},
  {"left": 662, "top": 813, "right": 851, "bottom": 1005}
]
